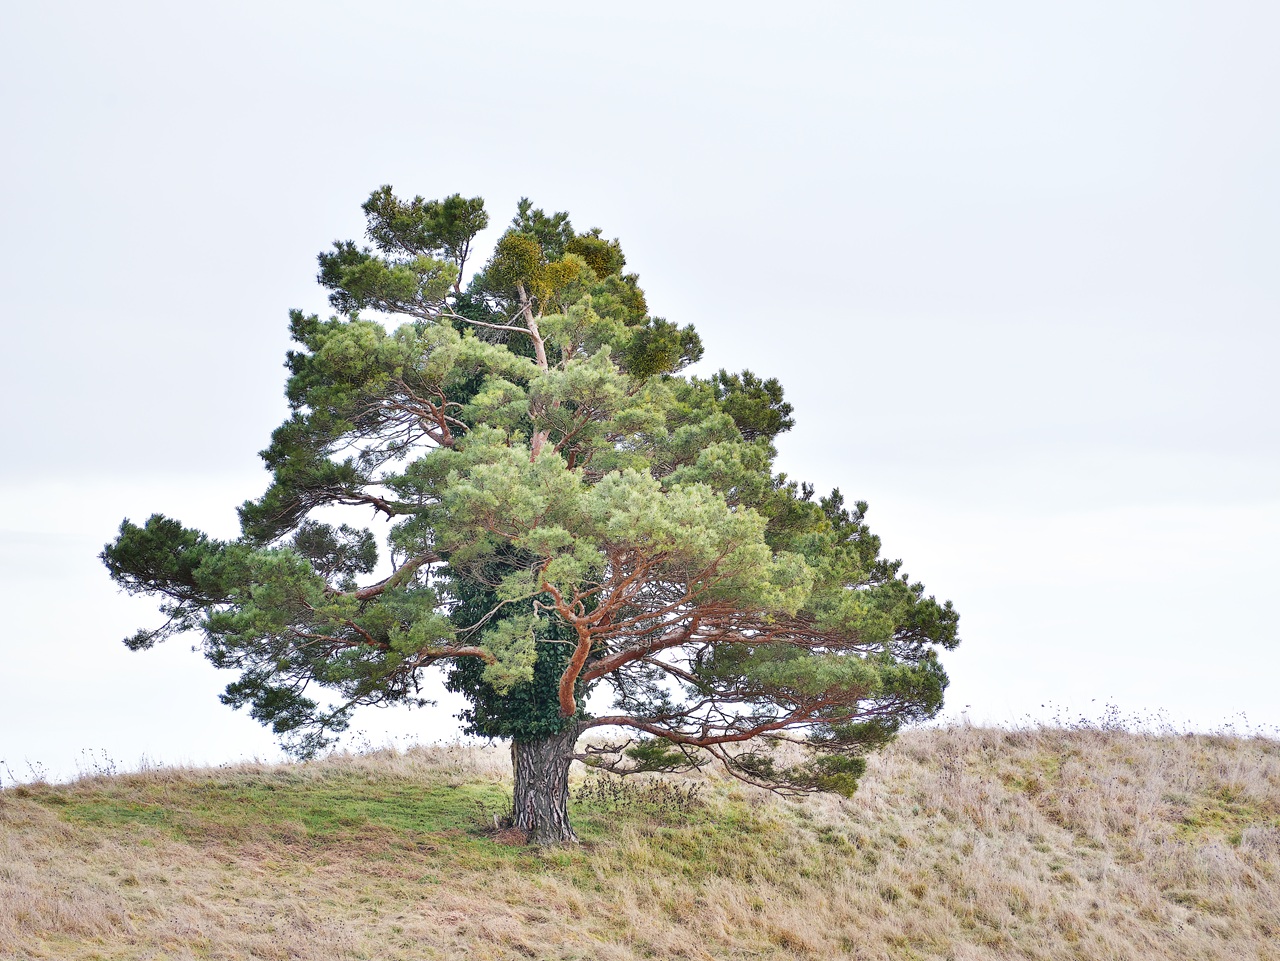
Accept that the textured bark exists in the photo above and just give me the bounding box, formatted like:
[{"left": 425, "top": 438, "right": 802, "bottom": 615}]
[{"left": 511, "top": 724, "right": 582, "bottom": 844}]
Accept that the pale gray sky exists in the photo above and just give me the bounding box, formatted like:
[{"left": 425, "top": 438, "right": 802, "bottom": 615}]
[{"left": 3, "top": 1, "right": 1277, "bottom": 779}]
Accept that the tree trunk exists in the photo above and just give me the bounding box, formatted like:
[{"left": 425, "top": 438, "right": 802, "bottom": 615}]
[{"left": 511, "top": 724, "right": 581, "bottom": 844}]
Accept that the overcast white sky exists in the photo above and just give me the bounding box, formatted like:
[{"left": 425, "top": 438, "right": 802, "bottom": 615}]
[{"left": 2, "top": 1, "right": 1277, "bottom": 781}]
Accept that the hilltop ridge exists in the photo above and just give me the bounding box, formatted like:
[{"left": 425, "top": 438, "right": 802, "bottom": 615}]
[{"left": 2, "top": 726, "right": 1277, "bottom": 960}]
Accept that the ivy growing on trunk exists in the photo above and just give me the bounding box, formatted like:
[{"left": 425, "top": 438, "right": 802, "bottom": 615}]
[{"left": 103, "top": 188, "right": 959, "bottom": 843}]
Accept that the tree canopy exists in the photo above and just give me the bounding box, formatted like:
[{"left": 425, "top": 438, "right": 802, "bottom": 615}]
[{"left": 103, "top": 188, "right": 959, "bottom": 841}]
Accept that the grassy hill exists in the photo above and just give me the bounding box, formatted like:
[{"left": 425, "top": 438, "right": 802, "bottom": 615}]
[{"left": 2, "top": 726, "right": 1277, "bottom": 960}]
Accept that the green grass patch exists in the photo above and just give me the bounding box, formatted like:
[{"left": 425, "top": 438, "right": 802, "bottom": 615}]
[
  {"left": 34, "top": 767, "right": 791, "bottom": 887},
  {"left": 1175, "top": 789, "right": 1280, "bottom": 843},
  {"left": 43, "top": 770, "right": 529, "bottom": 875}
]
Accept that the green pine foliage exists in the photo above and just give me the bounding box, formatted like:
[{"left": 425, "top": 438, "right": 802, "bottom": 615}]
[{"left": 102, "top": 187, "right": 959, "bottom": 797}]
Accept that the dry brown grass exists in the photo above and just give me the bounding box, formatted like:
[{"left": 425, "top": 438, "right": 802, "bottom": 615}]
[{"left": 2, "top": 727, "right": 1278, "bottom": 960}]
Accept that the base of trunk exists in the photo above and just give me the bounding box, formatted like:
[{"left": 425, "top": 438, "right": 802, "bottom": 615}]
[{"left": 511, "top": 725, "right": 581, "bottom": 844}]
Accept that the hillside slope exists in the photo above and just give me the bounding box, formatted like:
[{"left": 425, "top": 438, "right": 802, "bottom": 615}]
[{"left": 2, "top": 727, "right": 1277, "bottom": 960}]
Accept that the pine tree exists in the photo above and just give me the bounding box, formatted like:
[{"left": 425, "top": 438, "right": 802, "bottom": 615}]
[{"left": 103, "top": 188, "right": 959, "bottom": 843}]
